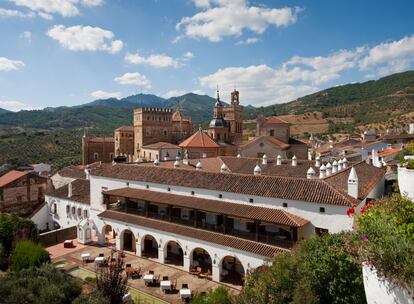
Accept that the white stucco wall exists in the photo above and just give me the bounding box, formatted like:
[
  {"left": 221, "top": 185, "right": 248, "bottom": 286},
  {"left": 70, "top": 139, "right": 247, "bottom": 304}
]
[
  {"left": 94, "top": 216, "right": 268, "bottom": 283},
  {"left": 30, "top": 203, "right": 53, "bottom": 231},
  {"left": 90, "top": 174, "right": 359, "bottom": 233},
  {"left": 46, "top": 194, "right": 90, "bottom": 229},
  {"left": 363, "top": 264, "right": 414, "bottom": 304},
  {"left": 398, "top": 166, "right": 414, "bottom": 201}
]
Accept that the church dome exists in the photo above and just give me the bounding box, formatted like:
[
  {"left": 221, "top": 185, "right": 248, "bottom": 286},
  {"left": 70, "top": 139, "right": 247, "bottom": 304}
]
[{"left": 209, "top": 118, "right": 228, "bottom": 128}]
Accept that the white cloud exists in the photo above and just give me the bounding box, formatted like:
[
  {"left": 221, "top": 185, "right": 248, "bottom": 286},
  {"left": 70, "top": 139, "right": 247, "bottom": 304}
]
[
  {"left": 38, "top": 11, "right": 53, "bottom": 20},
  {"left": 199, "top": 35, "right": 414, "bottom": 106},
  {"left": 9, "top": 0, "right": 103, "bottom": 18},
  {"left": 90, "top": 90, "right": 121, "bottom": 99},
  {"left": 177, "top": 0, "right": 301, "bottom": 42},
  {"left": 125, "top": 52, "right": 179, "bottom": 68},
  {"left": 0, "top": 57, "right": 25, "bottom": 71},
  {"left": 47, "top": 25, "right": 123, "bottom": 54},
  {"left": 236, "top": 37, "right": 260, "bottom": 45},
  {"left": 359, "top": 35, "right": 414, "bottom": 76},
  {"left": 183, "top": 51, "right": 194, "bottom": 60},
  {"left": 19, "top": 31, "right": 32, "bottom": 42},
  {"left": 0, "top": 100, "right": 33, "bottom": 111},
  {"left": 0, "top": 8, "right": 34, "bottom": 17},
  {"left": 114, "top": 72, "right": 151, "bottom": 88}
]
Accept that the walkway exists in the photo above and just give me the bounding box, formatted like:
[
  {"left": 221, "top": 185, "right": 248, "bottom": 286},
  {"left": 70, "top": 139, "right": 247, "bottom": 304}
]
[{"left": 48, "top": 240, "right": 241, "bottom": 304}]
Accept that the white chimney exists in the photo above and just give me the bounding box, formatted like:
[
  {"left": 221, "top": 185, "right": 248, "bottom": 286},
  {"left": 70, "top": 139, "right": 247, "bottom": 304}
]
[
  {"left": 307, "top": 167, "right": 316, "bottom": 179},
  {"left": 196, "top": 161, "right": 203, "bottom": 170},
  {"left": 332, "top": 160, "right": 338, "bottom": 174},
  {"left": 174, "top": 160, "right": 180, "bottom": 168},
  {"left": 254, "top": 164, "right": 262, "bottom": 175},
  {"left": 276, "top": 155, "right": 282, "bottom": 166},
  {"left": 409, "top": 123, "right": 414, "bottom": 135},
  {"left": 347, "top": 167, "right": 359, "bottom": 199},
  {"left": 308, "top": 151, "right": 312, "bottom": 160},
  {"left": 183, "top": 150, "right": 190, "bottom": 165},
  {"left": 319, "top": 164, "right": 326, "bottom": 178},
  {"left": 315, "top": 156, "right": 321, "bottom": 167},
  {"left": 154, "top": 159, "right": 160, "bottom": 166},
  {"left": 262, "top": 154, "right": 268, "bottom": 165},
  {"left": 291, "top": 155, "right": 297, "bottom": 166},
  {"left": 343, "top": 158, "right": 348, "bottom": 168},
  {"left": 164, "top": 152, "right": 170, "bottom": 161},
  {"left": 326, "top": 162, "right": 332, "bottom": 176},
  {"left": 220, "top": 163, "right": 228, "bottom": 173},
  {"left": 338, "top": 159, "right": 343, "bottom": 171},
  {"left": 68, "top": 182, "right": 73, "bottom": 198},
  {"left": 202, "top": 152, "right": 207, "bottom": 158},
  {"left": 237, "top": 153, "right": 241, "bottom": 158},
  {"left": 84, "top": 168, "right": 91, "bottom": 180}
]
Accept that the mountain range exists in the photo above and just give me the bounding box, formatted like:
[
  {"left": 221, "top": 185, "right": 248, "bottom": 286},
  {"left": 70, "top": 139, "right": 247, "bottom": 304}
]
[{"left": 0, "top": 70, "right": 414, "bottom": 134}]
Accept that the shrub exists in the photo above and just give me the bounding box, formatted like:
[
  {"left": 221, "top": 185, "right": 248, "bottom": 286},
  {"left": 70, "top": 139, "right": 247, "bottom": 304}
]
[
  {"left": 0, "top": 264, "right": 81, "bottom": 304},
  {"left": 356, "top": 195, "right": 414, "bottom": 291},
  {"left": 191, "top": 286, "right": 232, "bottom": 304},
  {"left": 72, "top": 291, "right": 110, "bottom": 304},
  {"left": 11, "top": 240, "right": 50, "bottom": 271}
]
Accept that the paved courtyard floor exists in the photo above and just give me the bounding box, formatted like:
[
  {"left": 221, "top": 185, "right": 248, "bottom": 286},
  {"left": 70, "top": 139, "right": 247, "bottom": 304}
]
[{"left": 48, "top": 239, "right": 241, "bottom": 304}]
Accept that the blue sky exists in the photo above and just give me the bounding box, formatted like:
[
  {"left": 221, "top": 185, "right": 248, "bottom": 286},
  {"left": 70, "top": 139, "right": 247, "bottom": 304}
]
[{"left": 0, "top": 0, "right": 413, "bottom": 111}]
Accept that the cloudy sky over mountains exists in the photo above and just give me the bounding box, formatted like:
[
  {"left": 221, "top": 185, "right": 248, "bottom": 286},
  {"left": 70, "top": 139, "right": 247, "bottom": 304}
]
[{"left": 0, "top": 0, "right": 414, "bottom": 111}]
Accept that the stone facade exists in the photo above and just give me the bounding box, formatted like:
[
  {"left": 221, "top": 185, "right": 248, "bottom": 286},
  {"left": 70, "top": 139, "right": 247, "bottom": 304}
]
[
  {"left": 82, "top": 135, "right": 115, "bottom": 165},
  {"left": 114, "top": 126, "right": 134, "bottom": 158}
]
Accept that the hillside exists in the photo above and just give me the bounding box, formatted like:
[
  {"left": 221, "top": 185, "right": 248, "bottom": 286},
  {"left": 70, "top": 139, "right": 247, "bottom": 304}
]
[{"left": 0, "top": 108, "right": 11, "bottom": 115}]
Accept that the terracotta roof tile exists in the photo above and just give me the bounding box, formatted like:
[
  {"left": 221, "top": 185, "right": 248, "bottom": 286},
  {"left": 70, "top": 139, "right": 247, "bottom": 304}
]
[
  {"left": 0, "top": 170, "right": 27, "bottom": 187},
  {"left": 56, "top": 166, "right": 86, "bottom": 179},
  {"left": 46, "top": 179, "right": 90, "bottom": 205},
  {"left": 265, "top": 116, "right": 289, "bottom": 124},
  {"left": 240, "top": 136, "right": 290, "bottom": 149},
  {"left": 91, "top": 163, "right": 362, "bottom": 206},
  {"left": 98, "top": 210, "right": 287, "bottom": 257},
  {"left": 179, "top": 130, "right": 220, "bottom": 148},
  {"left": 143, "top": 142, "right": 180, "bottom": 149},
  {"left": 103, "top": 187, "right": 309, "bottom": 227}
]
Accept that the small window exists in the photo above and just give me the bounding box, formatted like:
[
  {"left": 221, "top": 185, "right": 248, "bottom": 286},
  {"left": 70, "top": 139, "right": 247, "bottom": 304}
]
[
  {"left": 191, "top": 191, "right": 195, "bottom": 195},
  {"left": 315, "top": 227, "right": 328, "bottom": 235},
  {"left": 319, "top": 207, "right": 325, "bottom": 213},
  {"left": 93, "top": 152, "right": 99, "bottom": 160},
  {"left": 84, "top": 209, "right": 88, "bottom": 218},
  {"left": 146, "top": 185, "right": 149, "bottom": 189},
  {"left": 218, "top": 194, "right": 223, "bottom": 199},
  {"left": 66, "top": 205, "right": 70, "bottom": 214},
  {"left": 283, "top": 203, "right": 288, "bottom": 208},
  {"left": 167, "top": 187, "right": 171, "bottom": 192},
  {"left": 126, "top": 182, "right": 129, "bottom": 187},
  {"left": 249, "top": 198, "right": 254, "bottom": 203}
]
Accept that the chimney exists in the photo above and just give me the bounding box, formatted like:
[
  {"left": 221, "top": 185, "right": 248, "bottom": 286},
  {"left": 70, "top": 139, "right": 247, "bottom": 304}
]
[
  {"left": 183, "top": 150, "right": 190, "bottom": 165},
  {"left": 332, "top": 160, "right": 338, "bottom": 174},
  {"left": 174, "top": 160, "right": 180, "bottom": 168},
  {"left": 220, "top": 163, "right": 228, "bottom": 173},
  {"left": 291, "top": 155, "right": 297, "bottom": 166},
  {"left": 202, "top": 152, "right": 207, "bottom": 158},
  {"left": 307, "top": 167, "right": 316, "bottom": 179},
  {"left": 196, "top": 161, "right": 203, "bottom": 170},
  {"left": 254, "top": 164, "right": 262, "bottom": 175},
  {"left": 276, "top": 155, "right": 282, "bottom": 166},
  {"left": 262, "top": 154, "right": 268, "bottom": 165},
  {"left": 164, "top": 151, "right": 170, "bottom": 161},
  {"left": 68, "top": 182, "right": 73, "bottom": 198},
  {"left": 84, "top": 168, "right": 91, "bottom": 180},
  {"left": 347, "top": 167, "right": 359, "bottom": 199},
  {"left": 319, "top": 164, "right": 326, "bottom": 178},
  {"left": 154, "top": 159, "right": 160, "bottom": 166},
  {"left": 338, "top": 159, "right": 343, "bottom": 171},
  {"left": 326, "top": 162, "right": 332, "bottom": 176},
  {"left": 315, "top": 156, "right": 321, "bottom": 167},
  {"left": 342, "top": 158, "right": 348, "bottom": 168},
  {"left": 237, "top": 153, "right": 241, "bottom": 158}
]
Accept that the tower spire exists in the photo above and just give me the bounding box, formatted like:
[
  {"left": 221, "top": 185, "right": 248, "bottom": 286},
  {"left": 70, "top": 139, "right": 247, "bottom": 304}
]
[{"left": 216, "top": 85, "right": 220, "bottom": 101}]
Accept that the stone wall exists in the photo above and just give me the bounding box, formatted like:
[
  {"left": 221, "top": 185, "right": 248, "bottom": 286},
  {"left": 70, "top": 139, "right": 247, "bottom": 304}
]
[{"left": 39, "top": 226, "right": 77, "bottom": 247}]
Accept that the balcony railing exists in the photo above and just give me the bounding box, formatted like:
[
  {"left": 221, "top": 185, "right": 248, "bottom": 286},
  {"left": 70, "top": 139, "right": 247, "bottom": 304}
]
[{"left": 105, "top": 201, "right": 295, "bottom": 249}]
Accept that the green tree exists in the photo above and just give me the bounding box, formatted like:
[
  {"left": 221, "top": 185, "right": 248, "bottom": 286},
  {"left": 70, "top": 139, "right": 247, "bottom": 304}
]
[
  {"left": 191, "top": 286, "right": 232, "bottom": 304},
  {"left": 11, "top": 240, "right": 50, "bottom": 271},
  {"left": 0, "top": 264, "right": 81, "bottom": 304}
]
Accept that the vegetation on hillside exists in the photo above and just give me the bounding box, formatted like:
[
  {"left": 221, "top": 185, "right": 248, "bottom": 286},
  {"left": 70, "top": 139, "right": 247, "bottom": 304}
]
[{"left": 11, "top": 240, "right": 50, "bottom": 271}]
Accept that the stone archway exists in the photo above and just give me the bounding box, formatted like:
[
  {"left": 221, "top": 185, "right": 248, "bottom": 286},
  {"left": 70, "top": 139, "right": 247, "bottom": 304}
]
[
  {"left": 164, "top": 240, "right": 184, "bottom": 267},
  {"left": 121, "top": 229, "right": 136, "bottom": 252},
  {"left": 141, "top": 235, "right": 158, "bottom": 259},
  {"left": 101, "top": 224, "right": 116, "bottom": 245},
  {"left": 220, "top": 256, "right": 245, "bottom": 286},
  {"left": 190, "top": 247, "right": 212, "bottom": 277}
]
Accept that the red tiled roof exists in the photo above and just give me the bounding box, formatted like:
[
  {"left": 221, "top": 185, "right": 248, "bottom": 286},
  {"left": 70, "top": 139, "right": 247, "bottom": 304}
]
[
  {"left": 46, "top": 179, "right": 90, "bottom": 205},
  {"left": 0, "top": 170, "right": 27, "bottom": 187},
  {"left": 91, "top": 163, "right": 361, "bottom": 206},
  {"left": 56, "top": 166, "right": 86, "bottom": 179},
  {"left": 377, "top": 148, "right": 401, "bottom": 157},
  {"left": 179, "top": 130, "right": 220, "bottom": 148},
  {"left": 265, "top": 116, "right": 289, "bottom": 124},
  {"left": 115, "top": 126, "right": 134, "bottom": 132},
  {"left": 103, "top": 187, "right": 310, "bottom": 227},
  {"left": 239, "top": 136, "right": 290, "bottom": 149},
  {"left": 98, "top": 210, "right": 288, "bottom": 257},
  {"left": 143, "top": 142, "right": 180, "bottom": 149},
  {"left": 381, "top": 134, "right": 414, "bottom": 140}
]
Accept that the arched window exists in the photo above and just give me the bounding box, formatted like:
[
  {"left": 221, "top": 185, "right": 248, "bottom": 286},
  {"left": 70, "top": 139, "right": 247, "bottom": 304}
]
[
  {"left": 84, "top": 209, "right": 88, "bottom": 218},
  {"left": 77, "top": 208, "right": 82, "bottom": 217},
  {"left": 66, "top": 205, "right": 70, "bottom": 215},
  {"left": 94, "top": 152, "right": 99, "bottom": 160},
  {"left": 71, "top": 206, "right": 76, "bottom": 215}
]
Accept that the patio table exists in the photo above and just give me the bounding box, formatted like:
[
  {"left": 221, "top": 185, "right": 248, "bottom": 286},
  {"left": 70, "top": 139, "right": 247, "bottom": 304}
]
[
  {"left": 160, "top": 280, "right": 171, "bottom": 291},
  {"left": 143, "top": 274, "right": 154, "bottom": 283},
  {"left": 180, "top": 289, "right": 192, "bottom": 298},
  {"left": 81, "top": 253, "right": 90, "bottom": 262},
  {"left": 63, "top": 240, "right": 73, "bottom": 248},
  {"left": 94, "top": 256, "right": 105, "bottom": 264}
]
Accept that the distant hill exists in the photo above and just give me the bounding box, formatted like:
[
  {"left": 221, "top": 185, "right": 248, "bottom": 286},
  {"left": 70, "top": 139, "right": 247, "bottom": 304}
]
[
  {"left": 0, "top": 108, "right": 11, "bottom": 115},
  {"left": 246, "top": 70, "right": 414, "bottom": 129}
]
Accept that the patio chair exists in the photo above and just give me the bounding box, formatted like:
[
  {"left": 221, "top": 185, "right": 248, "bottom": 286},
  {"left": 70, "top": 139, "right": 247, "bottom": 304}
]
[
  {"left": 99, "top": 253, "right": 104, "bottom": 257},
  {"left": 171, "top": 279, "right": 177, "bottom": 291},
  {"left": 162, "top": 276, "right": 169, "bottom": 281},
  {"left": 182, "top": 283, "right": 188, "bottom": 289},
  {"left": 132, "top": 267, "right": 141, "bottom": 279},
  {"left": 149, "top": 270, "right": 154, "bottom": 275}
]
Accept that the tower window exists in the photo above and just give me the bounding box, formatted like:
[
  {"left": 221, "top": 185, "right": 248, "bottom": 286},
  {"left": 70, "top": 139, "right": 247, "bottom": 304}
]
[
  {"left": 167, "top": 187, "right": 171, "bottom": 192},
  {"left": 249, "top": 198, "right": 254, "bottom": 203},
  {"left": 283, "top": 203, "right": 288, "bottom": 208},
  {"left": 191, "top": 191, "right": 195, "bottom": 195},
  {"left": 319, "top": 207, "right": 325, "bottom": 213},
  {"left": 218, "top": 194, "right": 223, "bottom": 199},
  {"left": 146, "top": 185, "right": 149, "bottom": 189}
]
